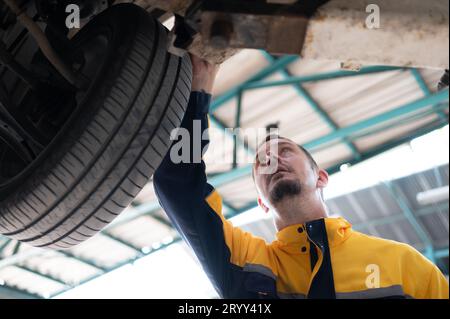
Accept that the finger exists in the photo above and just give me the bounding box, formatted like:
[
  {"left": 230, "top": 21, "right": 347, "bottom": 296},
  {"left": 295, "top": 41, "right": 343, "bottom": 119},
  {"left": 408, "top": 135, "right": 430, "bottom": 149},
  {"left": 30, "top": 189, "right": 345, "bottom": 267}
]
[{"left": 189, "top": 53, "right": 201, "bottom": 63}]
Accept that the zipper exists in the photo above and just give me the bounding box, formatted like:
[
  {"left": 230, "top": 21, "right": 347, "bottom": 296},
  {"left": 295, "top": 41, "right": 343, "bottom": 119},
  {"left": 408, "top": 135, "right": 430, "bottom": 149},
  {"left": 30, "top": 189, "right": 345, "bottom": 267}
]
[{"left": 305, "top": 230, "right": 324, "bottom": 294}]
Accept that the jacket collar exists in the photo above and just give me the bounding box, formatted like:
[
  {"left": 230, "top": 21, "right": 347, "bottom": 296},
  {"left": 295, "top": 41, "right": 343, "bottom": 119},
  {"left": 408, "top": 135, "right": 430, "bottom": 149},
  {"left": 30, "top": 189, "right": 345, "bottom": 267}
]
[{"left": 275, "top": 217, "right": 353, "bottom": 248}]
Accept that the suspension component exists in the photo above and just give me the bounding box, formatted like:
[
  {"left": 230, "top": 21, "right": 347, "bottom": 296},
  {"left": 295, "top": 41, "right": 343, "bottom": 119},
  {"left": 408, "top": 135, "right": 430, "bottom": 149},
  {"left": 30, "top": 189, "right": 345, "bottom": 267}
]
[
  {"left": 3, "top": 0, "right": 80, "bottom": 87},
  {"left": 0, "top": 41, "right": 39, "bottom": 90},
  {"left": 0, "top": 1, "right": 16, "bottom": 30}
]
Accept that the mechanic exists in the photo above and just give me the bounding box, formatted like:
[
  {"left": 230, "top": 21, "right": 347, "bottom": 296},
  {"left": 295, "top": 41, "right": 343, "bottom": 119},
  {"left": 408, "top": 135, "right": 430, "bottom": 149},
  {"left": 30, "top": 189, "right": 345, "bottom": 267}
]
[{"left": 153, "top": 55, "right": 449, "bottom": 299}]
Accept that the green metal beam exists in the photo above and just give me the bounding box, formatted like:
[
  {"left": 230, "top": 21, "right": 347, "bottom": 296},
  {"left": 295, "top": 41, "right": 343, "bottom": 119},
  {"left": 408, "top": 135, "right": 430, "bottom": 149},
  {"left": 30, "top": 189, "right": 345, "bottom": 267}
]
[
  {"left": 57, "top": 251, "right": 107, "bottom": 272},
  {"left": 233, "top": 91, "right": 244, "bottom": 169},
  {"left": 147, "top": 212, "right": 175, "bottom": 229},
  {"left": 326, "top": 120, "right": 449, "bottom": 175},
  {"left": 411, "top": 69, "right": 448, "bottom": 122},
  {"left": 0, "top": 238, "right": 11, "bottom": 256},
  {"left": 244, "top": 66, "right": 404, "bottom": 90},
  {"left": 119, "top": 200, "right": 238, "bottom": 234},
  {"left": 210, "top": 55, "right": 299, "bottom": 112},
  {"left": 352, "top": 202, "right": 449, "bottom": 231},
  {"left": 384, "top": 181, "right": 436, "bottom": 263},
  {"left": 303, "top": 89, "right": 449, "bottom": 150},
  {"left": 310, "top": 105, "right": 447, "bottom": 154},
  {"left": 12, "top": 241, "right": 20, "bottom": 255},
  {"left": 14, "top": 265, "right": 69, "bottom": 287},
  {"left": 105, "top": 201, "right": 162, "bottom": 230},
  {"left": 435, "top": 249, "right": 450, "bottom": 259},
  {"left": 344, "top": 106, "right": 448, "bottom": 142},
  {"left": 262, "top": 52, "right": 361, "bottom": 159},
  {"left": 0, "top": 284, "right": 42, "bottom": 299},
  {"left": 100, "top": 232, "right": 143, "bottom": 254},
  {"left": 223, "top": 201, "right": 239, "bottom": 215},
  {"left": 0, "top": 244, "right": 52, "bottom": 270},
  {"left": 412, "top": 69, "right": 433, "bottom": 95},
  {"left": 210, "top": 112, "right": 254, "bottom": 156},
  {"left": 209, "top": 164, "right": 253, "bottom": 187}
]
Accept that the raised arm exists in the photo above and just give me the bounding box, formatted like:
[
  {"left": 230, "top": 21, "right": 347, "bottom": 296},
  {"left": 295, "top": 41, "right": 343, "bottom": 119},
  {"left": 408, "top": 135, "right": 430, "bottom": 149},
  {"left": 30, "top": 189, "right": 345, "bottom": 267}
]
[{"left": 153, "top": 55, "right": 273, "bottom": 298}]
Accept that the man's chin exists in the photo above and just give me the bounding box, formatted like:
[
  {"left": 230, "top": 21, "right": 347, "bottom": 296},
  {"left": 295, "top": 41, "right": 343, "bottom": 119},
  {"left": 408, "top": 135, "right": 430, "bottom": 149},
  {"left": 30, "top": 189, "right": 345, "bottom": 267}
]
[
  {"left": 269, "top": 179, "right": 301, "bottom": 204},
  {"left": 270, "top": 172, "right": 293, "bottom": 186}
]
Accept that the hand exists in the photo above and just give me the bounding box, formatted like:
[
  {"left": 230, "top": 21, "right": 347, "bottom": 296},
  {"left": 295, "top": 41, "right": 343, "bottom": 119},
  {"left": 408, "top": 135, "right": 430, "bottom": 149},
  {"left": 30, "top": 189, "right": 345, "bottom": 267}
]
[{"left": 190, "top": 54, "right": 220, "bottom": 94}]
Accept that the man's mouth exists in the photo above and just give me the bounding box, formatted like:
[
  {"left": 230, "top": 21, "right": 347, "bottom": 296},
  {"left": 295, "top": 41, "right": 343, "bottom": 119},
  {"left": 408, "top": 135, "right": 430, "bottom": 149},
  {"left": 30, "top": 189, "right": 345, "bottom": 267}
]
[{"left": 269, "top": 169, "right": 290, "bottom": 184}]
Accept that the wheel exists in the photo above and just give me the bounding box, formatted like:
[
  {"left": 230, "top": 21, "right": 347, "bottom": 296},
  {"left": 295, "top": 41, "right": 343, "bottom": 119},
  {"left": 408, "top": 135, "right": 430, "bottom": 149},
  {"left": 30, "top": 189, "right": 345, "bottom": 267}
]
[
  {"left": 438, "top": 70, "right": 449, "bottom": 91},
  {"left": 0, "top": 3, "right": 192, "bottom": 249}
]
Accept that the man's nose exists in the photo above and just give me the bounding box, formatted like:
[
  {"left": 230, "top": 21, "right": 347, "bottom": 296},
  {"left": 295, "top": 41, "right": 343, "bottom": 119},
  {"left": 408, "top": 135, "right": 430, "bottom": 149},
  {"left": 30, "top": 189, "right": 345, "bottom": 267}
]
[{"left": 263, "top": 151, "right": 278, "bottom": 166}]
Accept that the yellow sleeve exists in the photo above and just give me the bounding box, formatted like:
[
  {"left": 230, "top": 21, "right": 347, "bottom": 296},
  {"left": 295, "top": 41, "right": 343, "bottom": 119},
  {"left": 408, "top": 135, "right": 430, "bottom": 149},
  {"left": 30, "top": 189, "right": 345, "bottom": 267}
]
[
  {"left": 424, "top": 264, "right": 449, "bottom": 299},
  {"left": 206, "top": 190, "right": 277, "bottom": 274}
]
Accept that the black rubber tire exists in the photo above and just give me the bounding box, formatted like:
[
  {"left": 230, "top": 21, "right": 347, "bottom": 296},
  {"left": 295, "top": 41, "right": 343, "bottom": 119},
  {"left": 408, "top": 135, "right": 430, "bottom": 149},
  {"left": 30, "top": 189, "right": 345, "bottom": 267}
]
[
  {"left": 0, "top": 4, "right": 192, "bottom": 249},
  {"left": 438, "top": 70, "right": 449, "bottom": 91}
]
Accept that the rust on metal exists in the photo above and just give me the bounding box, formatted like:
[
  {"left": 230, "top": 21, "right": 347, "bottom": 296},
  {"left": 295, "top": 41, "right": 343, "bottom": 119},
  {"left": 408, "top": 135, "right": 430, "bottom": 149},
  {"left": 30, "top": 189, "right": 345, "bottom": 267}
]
[
  {"left": 116, "top": 0, "right": 194, "bottom": 15},
  {"left": 201, "top": 12, "right": 309, "bottom": 55}
]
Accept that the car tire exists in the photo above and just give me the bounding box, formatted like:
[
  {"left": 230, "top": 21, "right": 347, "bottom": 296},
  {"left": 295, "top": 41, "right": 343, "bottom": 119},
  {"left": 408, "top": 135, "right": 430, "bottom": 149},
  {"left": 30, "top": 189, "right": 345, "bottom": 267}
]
[{"left": 0, "top": 3, "right": 192, "bottom": 249}]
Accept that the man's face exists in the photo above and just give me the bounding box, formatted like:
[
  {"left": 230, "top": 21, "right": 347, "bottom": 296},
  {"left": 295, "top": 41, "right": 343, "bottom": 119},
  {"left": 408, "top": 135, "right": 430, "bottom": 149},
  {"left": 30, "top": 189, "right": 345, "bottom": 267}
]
[{"left": 253, "top": 138, "right": 319, "bottom": 207}]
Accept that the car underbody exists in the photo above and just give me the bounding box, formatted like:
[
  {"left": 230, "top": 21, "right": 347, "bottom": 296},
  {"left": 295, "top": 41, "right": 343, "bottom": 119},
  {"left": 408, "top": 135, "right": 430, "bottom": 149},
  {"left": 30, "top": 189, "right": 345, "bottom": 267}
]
[{"left": 127, "top": 0, "right": 449, "bottom": 69}]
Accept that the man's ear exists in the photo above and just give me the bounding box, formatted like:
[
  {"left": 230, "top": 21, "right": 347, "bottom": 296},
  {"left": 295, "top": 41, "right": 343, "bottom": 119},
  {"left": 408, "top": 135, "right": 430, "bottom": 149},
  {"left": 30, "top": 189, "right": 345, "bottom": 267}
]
[
  {"left": 258, "top": 197, "right": 270, "bottom": 214},
  {"left": 317, "top": 169, "right": 329, "bottom": 189}
]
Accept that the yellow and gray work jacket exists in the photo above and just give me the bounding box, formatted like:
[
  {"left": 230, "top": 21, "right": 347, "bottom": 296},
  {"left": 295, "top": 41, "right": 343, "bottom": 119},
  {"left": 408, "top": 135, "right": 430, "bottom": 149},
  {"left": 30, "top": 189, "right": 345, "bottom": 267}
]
[{"left": 154, "top": 92, "right": 449, "bottom": 299}]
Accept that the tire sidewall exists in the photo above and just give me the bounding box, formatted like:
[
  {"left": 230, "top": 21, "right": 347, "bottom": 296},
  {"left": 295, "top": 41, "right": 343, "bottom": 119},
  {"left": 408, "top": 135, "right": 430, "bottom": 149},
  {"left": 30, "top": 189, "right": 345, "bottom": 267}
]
[{"left": 0, "top": 5, "right": 154, "bottom": 201}]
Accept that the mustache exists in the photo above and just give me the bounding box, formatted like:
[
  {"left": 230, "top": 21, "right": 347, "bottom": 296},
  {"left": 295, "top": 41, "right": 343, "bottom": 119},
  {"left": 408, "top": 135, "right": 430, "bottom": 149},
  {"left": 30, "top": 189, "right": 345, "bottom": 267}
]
[{"left": 267, "top": 165, "right": 291, "bottom": 184}]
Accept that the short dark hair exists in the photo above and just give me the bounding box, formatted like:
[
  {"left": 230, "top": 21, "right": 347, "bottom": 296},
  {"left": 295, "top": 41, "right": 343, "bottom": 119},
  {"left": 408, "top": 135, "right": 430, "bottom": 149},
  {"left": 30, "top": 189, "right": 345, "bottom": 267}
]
[{"left": 252, "top": 135, "right": 319, "bottom": 180}]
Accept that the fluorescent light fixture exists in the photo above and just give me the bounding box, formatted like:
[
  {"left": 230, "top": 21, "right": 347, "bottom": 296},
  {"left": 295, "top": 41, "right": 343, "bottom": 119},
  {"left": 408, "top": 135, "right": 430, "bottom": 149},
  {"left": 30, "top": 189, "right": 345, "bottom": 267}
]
[{"left": 417, "top": 187, "right": 449, "bottom": 206}]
